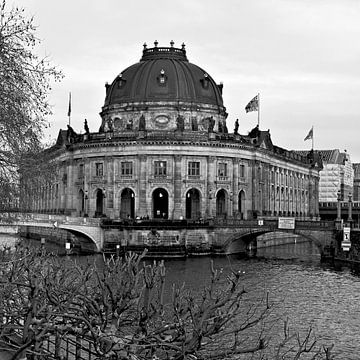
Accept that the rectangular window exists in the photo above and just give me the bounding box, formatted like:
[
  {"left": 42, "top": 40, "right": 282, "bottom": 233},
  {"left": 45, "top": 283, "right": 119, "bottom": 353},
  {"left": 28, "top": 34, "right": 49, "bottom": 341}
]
[
  {"left": 240, "top": 164, "right": 245, "bottom": 178},
  {"left": 95, "top": 162, "right": 103, "bottom": 177},
  {"left": 188, "top": 161, "right": 200, "bottom": 176},
  {"left": 218, "top": 163, "right": 228, "bottom": 177},
  {"left": 154, "top": 161, "right": 167, "bottom": 177},
  {"left": 121, "top": 161, "right": 133, "bottom": 176}
]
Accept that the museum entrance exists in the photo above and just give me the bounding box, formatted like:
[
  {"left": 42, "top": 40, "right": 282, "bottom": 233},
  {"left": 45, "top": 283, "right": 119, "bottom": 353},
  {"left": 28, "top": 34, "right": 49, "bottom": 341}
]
[
  {"left": 120, "top": 188, "right": 135, "bottom": 219},
  {"left": 216, "top": 189, "right": 227, "bottom": 218},
  {"left": 95, "top": 189, "right": 104, "bottom": 217},
  {"left": 153, "top": 188, "right": 168, "bottom": 219},
  {"left": 185, "top": 188, "right": 201, "bottom": 220}
]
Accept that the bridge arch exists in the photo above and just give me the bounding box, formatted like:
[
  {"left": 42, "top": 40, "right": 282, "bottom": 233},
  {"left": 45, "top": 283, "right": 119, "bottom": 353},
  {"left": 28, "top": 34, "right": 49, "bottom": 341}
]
[
  {"left": 223, "top": 229, "right": 324, "bottom": 256},
  {"left": 60, "top": 224, "right": 103, "bottom": 252}
]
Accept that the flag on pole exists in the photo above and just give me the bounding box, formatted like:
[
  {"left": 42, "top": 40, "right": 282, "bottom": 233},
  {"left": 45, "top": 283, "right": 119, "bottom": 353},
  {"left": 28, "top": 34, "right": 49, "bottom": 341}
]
[
  {"left": 67, "top": 92, "right": 71, "bottom": 117},
  {"left": 304, "top": 127, "right": 313, "bottom": 141},
  {"left": 245, "top": 95, "right": 259, "bottom": 113}
]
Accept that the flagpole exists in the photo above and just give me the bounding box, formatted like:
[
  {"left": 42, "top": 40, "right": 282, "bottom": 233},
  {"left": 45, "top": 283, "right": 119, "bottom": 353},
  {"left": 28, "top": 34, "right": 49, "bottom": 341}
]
[
  {"left": 312, "top": 126, "right": 314, "bottom": 150},
  {"left": 68, "top": 92, "right": 71, "bottom": 126},
  {"left": 257, "top": 92, "right": 260, "bottom": 127}
]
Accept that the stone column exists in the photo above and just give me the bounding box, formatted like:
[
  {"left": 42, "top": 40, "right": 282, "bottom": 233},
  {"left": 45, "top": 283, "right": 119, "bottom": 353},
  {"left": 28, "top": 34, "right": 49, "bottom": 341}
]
[
  {"left": 85, "top": 159, "right": 91, "bottom": 216},
  {"left": 138, "top": 155, "right": 148, "bottom": 216},
  {"left": 173, "top": 155, "right": 183, "bottom": 219},
  {"left": 207, "top": 156, "right": 216, "bottom": 218},
  {"left": 232, "top": 159, "right": 239, "bottom": 217},
  {"left": 66, "top": 159, "right": 74, "bottom": 212}
]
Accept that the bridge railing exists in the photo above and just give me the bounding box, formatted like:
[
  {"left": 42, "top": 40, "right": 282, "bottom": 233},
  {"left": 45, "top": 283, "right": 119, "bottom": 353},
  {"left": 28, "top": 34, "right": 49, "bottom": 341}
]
[
  {"left": 294, "top": 220, "right": 334, "bottom": 230},
  {"left": 213, "top": 218, "right": 335, "bottom": 230},
  {"left": 0, "top": 212, "right": 101, "bottom": 227}
]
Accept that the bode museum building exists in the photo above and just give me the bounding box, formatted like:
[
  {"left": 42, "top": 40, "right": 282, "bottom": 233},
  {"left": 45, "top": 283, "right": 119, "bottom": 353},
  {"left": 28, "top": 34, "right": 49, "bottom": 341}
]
[{"left": 27, "top": 41, "right": 322, "bottom": 221}]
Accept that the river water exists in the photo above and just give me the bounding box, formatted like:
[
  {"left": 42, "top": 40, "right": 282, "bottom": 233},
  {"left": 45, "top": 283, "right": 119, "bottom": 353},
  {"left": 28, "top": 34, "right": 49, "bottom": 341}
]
[{"left": 1, "top": 235, "right": 360, "bottom": 358}]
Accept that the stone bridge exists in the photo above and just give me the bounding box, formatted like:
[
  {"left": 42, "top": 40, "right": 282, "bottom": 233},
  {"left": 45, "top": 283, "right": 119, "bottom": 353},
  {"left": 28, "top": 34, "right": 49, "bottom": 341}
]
[
  {"left": 1, "top": 212, "right": 340, "bottom": 257},
  {"left": 0, "top": 213, "right": 104, "bottom": 252},
  {"left": 213, "top": 219, "right": 337, "bottom": 255}
]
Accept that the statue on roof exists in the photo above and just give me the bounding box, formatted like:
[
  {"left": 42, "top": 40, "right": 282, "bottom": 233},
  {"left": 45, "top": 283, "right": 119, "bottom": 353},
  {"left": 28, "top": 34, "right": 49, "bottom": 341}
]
[
  {"left": 208, "top": 117, "right": 215, "bottom": 133},
  {"left": 84, "top": 119, "right": 90, "bottom": 134},
  {"left": 126, "top": 119, "right": 133, "bottom": 130},
  {"left": 139, "top": 115, "right": 146, "bottom": 131},
  {"left": 191, "top": 117, "right": 198, "bottom": 131},
  {"left": 234, "top": 119, "right": 239, "bottom": 134},
  {"left": 176, "top": 115, "right": 184, "bottom": 131}
]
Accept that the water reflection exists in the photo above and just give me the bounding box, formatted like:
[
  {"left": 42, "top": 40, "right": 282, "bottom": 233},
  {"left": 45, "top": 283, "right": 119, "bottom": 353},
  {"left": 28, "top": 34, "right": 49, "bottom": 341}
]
[{"left": 256, "top": 240, "right": 321, "bottom": 262}]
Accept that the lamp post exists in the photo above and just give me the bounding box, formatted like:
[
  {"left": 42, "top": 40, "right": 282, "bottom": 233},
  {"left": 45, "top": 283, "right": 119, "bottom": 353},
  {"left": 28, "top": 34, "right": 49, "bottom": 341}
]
[
  {"left": 348, "top": 194, "right": 353, "bottom": 223},
  {"left": 116, "top": 244, "right": 121, "bottom": 258},
  {"left": 84, "top": 190, "right": 89, "bottom": 218}
]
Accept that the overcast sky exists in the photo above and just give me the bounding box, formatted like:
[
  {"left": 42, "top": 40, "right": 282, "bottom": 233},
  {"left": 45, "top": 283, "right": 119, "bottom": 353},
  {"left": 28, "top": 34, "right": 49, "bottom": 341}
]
[{"left": 11, "top": 0, "right": 360, "bottom": 162}]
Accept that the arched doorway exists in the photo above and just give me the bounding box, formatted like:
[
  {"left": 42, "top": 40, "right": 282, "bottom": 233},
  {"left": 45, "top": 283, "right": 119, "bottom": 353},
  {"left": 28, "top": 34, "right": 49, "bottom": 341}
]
[
  {"left": 216, "top": 189, "right": 227, "bottom": 218},
  {"left": 186, "top": 188, "right": 201, "bottom": 219},
  {"left": 95, "top": 189, "right": 104, "bottom": 217},
  {"left": 79, "top": 189, "right": 85, "bottom": 216},
  {"left": 120, "top": 188, "right": 135, "bottom": 219},
  {"left": 153, "top": 188, "right": 168, "bottom": 219},
  {"left": 238, "top": 190, "right": 245, "bottom": 219}
]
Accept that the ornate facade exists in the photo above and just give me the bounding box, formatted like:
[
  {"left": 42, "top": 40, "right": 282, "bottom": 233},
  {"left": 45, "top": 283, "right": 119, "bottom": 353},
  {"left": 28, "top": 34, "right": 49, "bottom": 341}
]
[{"left": 28, "top": 42, "right": 322, "bottom": 220}]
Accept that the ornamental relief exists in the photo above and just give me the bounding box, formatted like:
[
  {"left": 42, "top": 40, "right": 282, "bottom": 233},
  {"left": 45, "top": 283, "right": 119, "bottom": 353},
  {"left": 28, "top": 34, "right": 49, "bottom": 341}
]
[
  {"left": 183, "top": 179, "right": 205, "bottom": 186},
  {"left": 153, "top": 115, "right": 170, "bottom": 128}
]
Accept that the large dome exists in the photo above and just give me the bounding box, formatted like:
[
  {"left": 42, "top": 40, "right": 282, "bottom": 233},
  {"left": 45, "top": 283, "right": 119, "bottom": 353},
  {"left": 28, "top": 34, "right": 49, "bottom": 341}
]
[
  {"left": 103, "top": 41, "right": 224, "bottom": 110},
  {"left": 100, "top": 42, "right": 227, "bottom": 134}
]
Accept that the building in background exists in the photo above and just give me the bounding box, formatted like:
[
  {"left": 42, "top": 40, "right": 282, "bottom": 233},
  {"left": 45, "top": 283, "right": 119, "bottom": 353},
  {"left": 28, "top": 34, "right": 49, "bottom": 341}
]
[
  {"left": 22, "top": 42, "right": 322, "bottom": 220},
  {"left": 295, "top": 149, "right": 356, "bottom": 221},
  {"left": 317, "top": 150, "right": 353, "bottom": 202},
  {"left": 352, "top": 163, "right": 360, "bottom": 202}
]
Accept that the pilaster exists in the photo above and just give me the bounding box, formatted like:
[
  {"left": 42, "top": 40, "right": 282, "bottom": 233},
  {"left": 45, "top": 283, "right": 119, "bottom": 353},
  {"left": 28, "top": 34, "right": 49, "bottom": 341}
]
[{"left": 173, "top": 155, "right": 183, "bottom": 219}]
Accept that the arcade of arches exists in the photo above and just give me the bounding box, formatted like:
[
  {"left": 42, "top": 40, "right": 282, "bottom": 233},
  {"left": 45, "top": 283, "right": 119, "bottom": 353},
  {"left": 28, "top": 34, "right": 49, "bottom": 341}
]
[{"left": 76, "top": 186, "right": 246, "bottom": 220}]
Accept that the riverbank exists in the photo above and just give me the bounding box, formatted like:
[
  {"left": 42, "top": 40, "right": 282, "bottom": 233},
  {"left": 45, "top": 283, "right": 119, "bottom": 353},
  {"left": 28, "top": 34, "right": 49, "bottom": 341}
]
[{"left": 322, "top": 255, "right": 360, "bottom": 273}]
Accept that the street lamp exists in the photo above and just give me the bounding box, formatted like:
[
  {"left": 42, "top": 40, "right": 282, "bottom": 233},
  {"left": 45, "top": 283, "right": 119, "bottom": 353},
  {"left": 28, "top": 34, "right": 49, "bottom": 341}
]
[
  {"left": 348, "top": 194, "right": 353, "bottom": 222},
  {"left": 84, "top": 190, "right": 89, "bottom": 218}
]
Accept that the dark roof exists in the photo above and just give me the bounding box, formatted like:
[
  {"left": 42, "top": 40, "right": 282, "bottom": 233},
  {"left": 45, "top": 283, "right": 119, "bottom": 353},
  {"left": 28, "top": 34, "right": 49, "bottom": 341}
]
[
  {"left": 294, "top": 149, "right": 348, "bottom": 164},
  {"left": 103, "top": 42, "right": 225, "bottom": 110}
]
